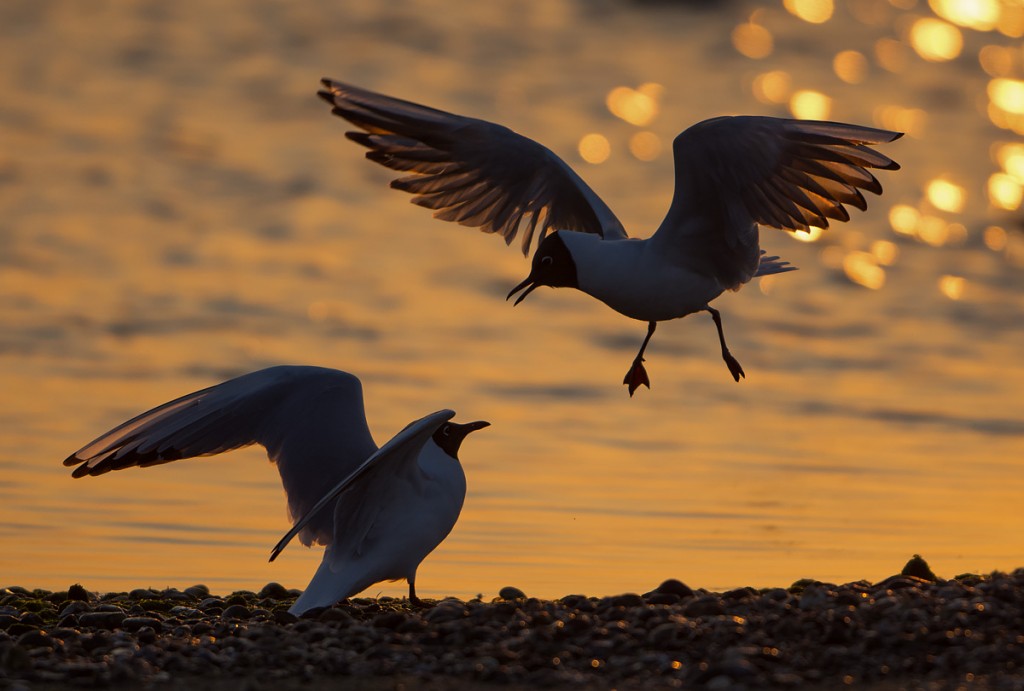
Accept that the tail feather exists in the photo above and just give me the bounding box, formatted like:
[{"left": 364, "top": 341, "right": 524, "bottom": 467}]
[
  {"left": 289, "top": 548, "right": 354, "bottom": 615},
  {"left": 288, "top": 547, "right": 383, "bottom": 616}
]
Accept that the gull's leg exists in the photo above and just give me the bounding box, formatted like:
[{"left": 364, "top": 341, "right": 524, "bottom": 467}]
[
  {"left": 623, "top": 321, "right": 657, "bottom": 397},
  {"left": 705, "top": 307, "right": 745, "bottom": 382},
  {"left": 408, "top": 577, "right": 425, "bottom": 608}
]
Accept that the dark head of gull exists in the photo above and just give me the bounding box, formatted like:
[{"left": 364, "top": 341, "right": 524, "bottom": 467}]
[
  {"left": 433, "top": 420, "right": 490, "bottom": 459},
  {"left": 506, "top": 232, "right": 580, "bottom": 306}
]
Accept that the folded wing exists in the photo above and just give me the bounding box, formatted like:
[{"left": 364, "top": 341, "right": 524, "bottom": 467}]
[
  {"left": 319, "top": 79, "right": 627, "bottom": 255},
  {"left": 63, "top": 365, "right": 378, "bottom": 547},
  {"left": 269, "top": 409, "right": 455, "bottom": 562}
]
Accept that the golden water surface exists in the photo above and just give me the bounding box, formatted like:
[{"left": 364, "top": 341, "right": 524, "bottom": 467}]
[{"left": 2, "top": 0, "right": 1022, "bottom": 600}]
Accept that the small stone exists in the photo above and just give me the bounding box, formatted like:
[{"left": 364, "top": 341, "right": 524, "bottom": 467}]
[
  {"left": 798, "top": 585, "right": 831, "bottom": 610},
  {"left": 273, "top": 610, "right": 298, "bottom": 625},
  {"left": 653, "top": 579, "right": 695, "bottom": 598},
  {"left": 122, "top": 617, "right": 163, "bottom": 632},
  {"left": 59, "top": 600, "right": 92, "bottom": 619},
  {"left": 184, "top": 585, "right": 210, "bottom": 599},
  {"left": 605, "top": 593, "right": 644, "bottom": 608},
  {"left": 221, "top": 604, "right": 252, "bottom": 619},
  {"left": 559, "top": 595, "right": 594, "bottom": 610},
  {"left": 425, "top": 603, "right": 466, "bottom": 624},
  {"left": 17, "top": 629, "right": 54, "bottom": 648},
  {"left": 49, "top": 627, "right": 80, "bottom": 642},
  {"left": 706, "top": 675, "right": 735, "bottom": 690},
  {"left": 67, "top": 583, "right": 91, "bottom": 601},
  {"left": 683, "top": 595, "right": 725, "bottom": 617},
  {"left": 78, "top": 611, "right": 126, "bottom": 630},
  {"left": 19, "top": 612, "right": 44, "bottom": 626},
  {"left": 648, "top": 622, "right": 680, "bottom": 646},
  {"left": 159, "top": 588, "right": 191, "bottom": 601},
  {"left": 1, "top": 643, "right": 31, "bottom": 672},
  {"left": 499, "top": 586, "right": 527, "bottom": 600},
  {"left": 373, "top": 611, "right": 406, "bottom": 629},
  {"left": 315, "top": 607, "right": 352, "bottom": 623},
  {"left": 901, "top": 554, "right": 939, "bottom": 582},
  {"left": 258, "top": 582, "right": 290, "bottom": 600}
]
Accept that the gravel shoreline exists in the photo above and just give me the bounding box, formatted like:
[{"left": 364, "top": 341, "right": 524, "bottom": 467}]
[{"left": 2, "top": 557, "right": 1022, "bottom": 690}]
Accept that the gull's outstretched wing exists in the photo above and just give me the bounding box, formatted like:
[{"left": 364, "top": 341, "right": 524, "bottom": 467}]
[
  {"left": 659, "top": 116, "right": 901, "bottom": 288},
  {"left": 319, "top": 79, "right": 627, "bottom": 255},
  {"left": 269, "top": 409, "right": 454, "bottom": 562},
  {"left": 63, "top": 365, "right": 378, "bottom": 547}
]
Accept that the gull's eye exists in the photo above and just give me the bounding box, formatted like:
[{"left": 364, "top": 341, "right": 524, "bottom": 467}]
[
  {"left": 541, "top": 256, "right": 553, "bottom": 266},
  {"left": 442, "top": 425, "right": 451, "bottom": 436}
]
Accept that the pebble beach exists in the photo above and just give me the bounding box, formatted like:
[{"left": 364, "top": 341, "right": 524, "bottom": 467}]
[{"left": 3, "top": 558, "right": 1023, "bottom": 690}]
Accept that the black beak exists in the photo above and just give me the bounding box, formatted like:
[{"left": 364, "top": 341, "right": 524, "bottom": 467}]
[{"left": 506, "top": 276, "right": 538, "bottom": 306}]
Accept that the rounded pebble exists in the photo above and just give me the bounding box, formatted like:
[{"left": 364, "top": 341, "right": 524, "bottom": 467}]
[
  {"left": 258, "top": 582, "right": 290, "bottom": 599},
  {"left": 498, "top": 586, "right": 526, "bottom": 600}
]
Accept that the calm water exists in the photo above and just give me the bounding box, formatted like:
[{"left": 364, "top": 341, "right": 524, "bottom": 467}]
[{"left": 2, "top": 0, "right": 1022, "bottom": 600}]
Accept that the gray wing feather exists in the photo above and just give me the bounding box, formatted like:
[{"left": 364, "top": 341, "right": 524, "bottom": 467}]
[
  {"left": 63, "top": 365, "right": 377, "bottom": 547},
  {"left": 660, "top": 116, "right": 901, "bottom": 288},
  {"left": 269, "top": 409, "right": 454, "bottom": 562},
  {"left": 319, "top": 79, "right": 627, "bottom": 255}
]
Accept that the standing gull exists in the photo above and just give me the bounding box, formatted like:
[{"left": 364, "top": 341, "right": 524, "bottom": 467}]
[
  {"left": 318, "top": 80, "right": 902, "bottom": 395},
  {"left": 63, "top": 365, "right": 489, "bottom": 614}
]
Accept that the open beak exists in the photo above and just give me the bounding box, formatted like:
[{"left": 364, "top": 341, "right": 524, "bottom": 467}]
[{"left": 506, "top": 276, "right": 538, "bottom": 306}]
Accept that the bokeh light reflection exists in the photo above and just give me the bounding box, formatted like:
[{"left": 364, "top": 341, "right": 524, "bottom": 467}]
[
  {"left": 784, "top": 0, "right": 836, "bottom": 24},
  {"left": 875, "top": 37, "right": 911, "bottom": 72},
  {"left": 908, "top": 18, "right": 963, "bottom": 62},
  {"left": 578, "top": 133, "right": 611, "bottom": 164},
  {"left": 988, "top": 172, "right": 1024, "bottom": 210},
  {"left": 732, "top": 20, "right": 774, "bottom": 59},
  {"left": 928, "top": 0, "right": 1000, "bottom": 31},
  {"left": 939, "top": 274, "right": 966, "bottom": 300},
  {"left": 790, "top": 89, "right": 832, "bottom": 119},
  {"left": 925, "top": 178, "right": 966, "bottom": 213},
  {"left": 989, "top": 78, "right": 1024, "bottom": 115},
  {"left": 834, "top": 50, "right": 870, "bottom": 83},
  {"left": 788, "top": 226, "right": 826, "bottom": 242},
  {"left": 994, "top": 142, "right": 1024, "bottom": 181},
  {"left": 889, "top": 204, "right": 921, "bottom": 235},
  {"left": 606, "top": 85, "right": 660, "bottom": 127},
  {"left": 843, "top": 251, "right": 886, "bottom": 289},
  {"left": 752, "top": 70, "right": 792, "bottom": 104}
]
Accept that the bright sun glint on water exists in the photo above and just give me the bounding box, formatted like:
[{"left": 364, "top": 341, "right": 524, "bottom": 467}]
[
  {"left": 578, "top": 133, "right": 611, "bottom": 164},
  {"left": 909, "top": 18, "right": 963, "bottom": 62},
  {"left": 790, "top": 90, "right": 831, "bottom": 119},
  {"left": 926, "top": 178, "right": 966, "bottom": 213},
  {"left": 928, "top": 0, "right": 1001, "bottom": 31},
  {"left": 784, "top": 0, "right": 835, "bottom": 24}
]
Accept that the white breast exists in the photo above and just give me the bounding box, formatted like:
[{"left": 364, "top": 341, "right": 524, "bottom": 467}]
[
  {"left": 563, "top": 233, "right": 725, "bottom": 322},
  {"left": 409, "top": 441, "right": 467, "bottom": 547}
]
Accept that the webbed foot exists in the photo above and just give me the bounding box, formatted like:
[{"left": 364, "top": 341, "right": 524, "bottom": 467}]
[{"left": 623, "top": 358, "right": 651, "bottom": 397}]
